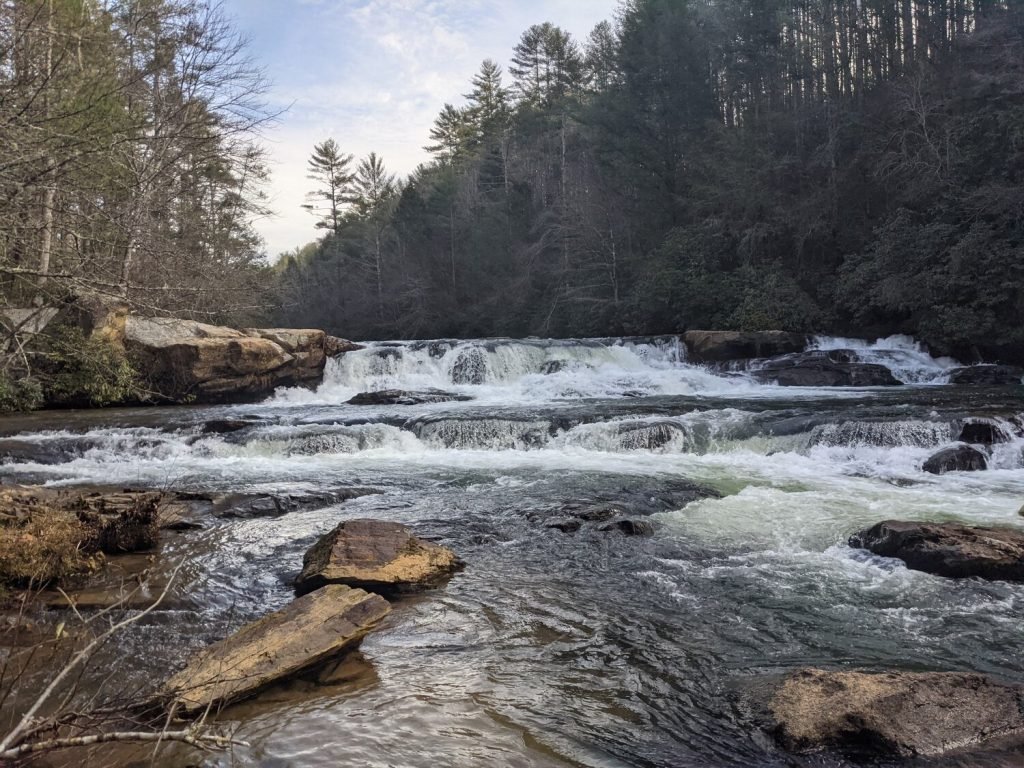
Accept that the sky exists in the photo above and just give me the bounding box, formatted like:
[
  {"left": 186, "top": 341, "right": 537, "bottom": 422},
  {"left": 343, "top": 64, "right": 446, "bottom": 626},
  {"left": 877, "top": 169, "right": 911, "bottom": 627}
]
[{"left": 220, "top": 0, "right": 621, "bottom": 259}]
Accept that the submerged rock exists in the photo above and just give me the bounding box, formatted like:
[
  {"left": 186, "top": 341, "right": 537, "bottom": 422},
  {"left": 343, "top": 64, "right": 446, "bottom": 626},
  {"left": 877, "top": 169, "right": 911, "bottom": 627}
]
[
  {"left": 752, "top": 351, "right": 901, "bottom": 387},
  {"left": 683, "top": 330, "right": 808, "bottom": 362},
  {"left": 849, "top": 520, "right": 1024, "bottom": 581},
  {"left": 164, "top": 585, "right": 390, "bottom": 714},
  {"left": 922, "top": 444, "right": 987, "bottom": 474},
  {"left": 598, "top": 519, "right": 655, "bottom": 536},
  {"left": 948, "top": 364, "right": 1024, "bottom": 386},
  {"left": 450, "top": 347, "right": 487, "bottom": 384},
  {"left": 770, "top": 668, "right": 1024, "bottom": 757},
  {"left": 295, "top": 519, "right": 462, "bottom": 596},
  {"left": 347, "top": 389, "right": 472, "bottom": 406}
]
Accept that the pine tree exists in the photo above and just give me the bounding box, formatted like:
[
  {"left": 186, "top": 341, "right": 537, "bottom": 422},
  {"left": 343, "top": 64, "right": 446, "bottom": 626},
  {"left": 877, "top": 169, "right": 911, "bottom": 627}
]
[
  {"left": 465, "top": 59, "right": 509, "bottom": 140},
  {"left": 509, "top": 23, "right": 584, "bottom": 109},
  {"left": 352, "top": 152, "right": 396, "bottom": 218},
  {"left": 424, "top": 104, "right": 475, "bottom": 162},
  {"left": 302, "top": 138, "right": 353, "bottom": 233}
]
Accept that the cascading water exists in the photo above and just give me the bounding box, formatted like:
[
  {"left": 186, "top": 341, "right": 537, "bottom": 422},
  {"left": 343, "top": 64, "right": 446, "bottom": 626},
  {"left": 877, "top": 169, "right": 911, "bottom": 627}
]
[{"left": 2, "top": 334, "right": 1023, "bottom": 768}]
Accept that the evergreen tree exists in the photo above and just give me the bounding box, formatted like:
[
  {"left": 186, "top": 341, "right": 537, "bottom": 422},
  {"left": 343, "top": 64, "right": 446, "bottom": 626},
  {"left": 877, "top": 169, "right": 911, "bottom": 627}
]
[{"left": 302, "top": 138, "right": 353, "bottom": 233}]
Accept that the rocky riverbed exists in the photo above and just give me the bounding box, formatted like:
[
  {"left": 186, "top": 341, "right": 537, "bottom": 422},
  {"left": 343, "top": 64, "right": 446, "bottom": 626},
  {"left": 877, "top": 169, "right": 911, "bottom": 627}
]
[{"left": 1, "top": 332, "right": 1023, "bottom": 767}]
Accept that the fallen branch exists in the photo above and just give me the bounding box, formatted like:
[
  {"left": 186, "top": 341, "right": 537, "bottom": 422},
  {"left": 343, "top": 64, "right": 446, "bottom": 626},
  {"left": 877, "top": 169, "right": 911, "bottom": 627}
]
[{"left": 0, "top": 728, "right": 247, "bottom": 760}]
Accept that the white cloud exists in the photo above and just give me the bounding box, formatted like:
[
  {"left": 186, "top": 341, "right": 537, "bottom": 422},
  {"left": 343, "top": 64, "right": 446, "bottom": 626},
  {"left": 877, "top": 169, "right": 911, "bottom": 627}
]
[{"left": 228, "top": 0, "right": 619, "bottom": 258}]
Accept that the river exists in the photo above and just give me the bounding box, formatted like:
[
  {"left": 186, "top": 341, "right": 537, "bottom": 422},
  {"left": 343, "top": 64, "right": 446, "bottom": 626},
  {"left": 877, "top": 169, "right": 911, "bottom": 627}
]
[{"left": 2, "top": 335, "right": 1023, "bottom": 767}]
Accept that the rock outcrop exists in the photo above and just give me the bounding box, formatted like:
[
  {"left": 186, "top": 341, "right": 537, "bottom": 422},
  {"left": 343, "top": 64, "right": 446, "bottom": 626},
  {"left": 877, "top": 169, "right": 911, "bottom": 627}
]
[
  {"left": 922, "top": 444, "right": 988, "bottom": 474},
  {"left": 948, "top": 364, "right": 1023, "bottom": 386},
  {"left": 770, "top": 668, "right": 1024, "bottom": 757},
  {"left": 849, "top": 520, "right": 1024, "bottom": 581},
  {"left": 751, "top": 351, "right": 901, "bottom": 387},
  {"left": 295, "top": 519, "right": 462, "bottom": 596},
  {"left": 683, "top": 330, "right": 809, "bottom": 362},
  {"left": 164, "top": 585, "right": 390, "bottom": 713},
  {"left": 119, "top": 317, "right": 356, "bottom": 403},
  {"left": 347, "top": 389, "right": 472, "bottom": 406}
]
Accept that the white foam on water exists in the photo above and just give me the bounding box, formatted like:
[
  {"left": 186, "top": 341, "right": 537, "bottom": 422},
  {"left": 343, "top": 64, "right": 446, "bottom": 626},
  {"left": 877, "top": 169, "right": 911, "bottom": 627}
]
[{"left": 808, "top": 334, "right": 960, "bottom": 383}]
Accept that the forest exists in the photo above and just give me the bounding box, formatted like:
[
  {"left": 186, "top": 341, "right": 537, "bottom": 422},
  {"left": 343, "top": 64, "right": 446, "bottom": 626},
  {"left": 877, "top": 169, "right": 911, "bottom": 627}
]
[{"left": 277, "top": 0, "right": 1024, "bottom": 363}]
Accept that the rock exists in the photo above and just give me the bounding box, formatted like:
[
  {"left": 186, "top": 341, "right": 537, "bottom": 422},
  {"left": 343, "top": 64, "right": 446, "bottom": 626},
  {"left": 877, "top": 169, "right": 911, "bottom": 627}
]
[
  {"left": 544, "top": 518, "right": 582, "bottom": 533},
  {"left": 683, "top": 330, "right": 809, "bottom": 362},
  {"left": 922, "top": 444, "right": 987, "bottom": 474},
  {"left": 164, "top": 584, "right": 390, "bottom": 714},
  {"left": 200, "top": 418, "right": 258, "bottom": 434},
  {"left": 849, "top": 520, "right": 1024, "bottom": 580},
  {"left": 119, "top": 316, "right": 337, "bottom": 404},
  {"left": 210, "top": 488, "right": 379, "bottom": 519},
  {"left": 770, "top": 668, "right": 1024, "bottom": 757},
  {"left": 540, "top": 360, "right": 569, "bottom": 374},
  {"left": 948, "top": 364, "right": 1024, "bottom": 386},
  {"left": 752, "top": 352, "right": 901, "bottom": 387},
  {"left": 958, "top": 420, "right": 1009, "bottom": 445},
  {"left": 295, "top": 519, "right": 462, "bottom": 596},
  {"left": 598, "top": 519, "right": 655, "bottom": 536},
  {"left": 324, "top": 336, "right": 364, "bottom": 356},
  {"left": 347, "top": 389, "right": 472, "bottom": 406},
  {"left": 71, "top": 491, "right": 160, "bottom": 553}
]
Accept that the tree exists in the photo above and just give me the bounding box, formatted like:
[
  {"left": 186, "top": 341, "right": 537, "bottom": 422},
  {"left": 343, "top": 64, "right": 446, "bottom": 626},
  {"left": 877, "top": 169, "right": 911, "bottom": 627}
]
[
  {"left": 509, "top": 23, "right": 584, "bottom": 109},
  {"left": 303, "top": 138, "right": 353, "bottom": 233},
  {"left": 465, "top": 59, "right": 510, "bottom": 140},
  {"left": 425, "top": 104, "right": 476, "bottom": 162}
]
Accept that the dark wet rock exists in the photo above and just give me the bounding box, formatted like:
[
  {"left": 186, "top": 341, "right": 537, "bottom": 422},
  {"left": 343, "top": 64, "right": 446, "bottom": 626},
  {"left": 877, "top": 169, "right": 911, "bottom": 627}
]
[
  {"left": 71, "top": 491, "right": 160, "bottom": 553},
  {"left": 752, "top": 352, "right": 901, "bottom": 387},
  {"left": 211, "top": 488, "right": 379, "bottom": 519},
  {"left": 450, "top": 347, "right": 487, "bottom": 385},
  {"left": 200, "top": 418, "right": 257, "bottom": 434},
  {"left": 323, "top": 336, "right": 363, "bottom": 357},
  {"left": 544, "top": 517, "right": 582, "bottom": 533},
  {"left": 770, "top": 668, "right": 1024, "bottom": 757},
  {"left": 599, "top": 519, "right": 655, "bottom": 536},
  {"left": 948, "top": 364, "right": 1023, "bottom": 386},
  {"left": 683, "top": 330, "right": 809, "bottom": 362},
  {"left": 540, "top": 360, "right": 569, "bottom": 375},
  {"left": 957, "top": 420, "right": 1009, "bottom": 445},
  {"left": 922, "top": 444, "right": 988, "bottom": 474},
  {"left": 850, "top": 520, "right": 1024, "bottom": 581},
  {"left": 295, "top": 519, "right": 463, "bottom": 596},
  {"left": 614, "top": 420, "right": 687, "bottom": 450},
  {"left": 347, "top": 389, "right": 472, "bottom": 406},
  {"left": 164, "top": 584, "right": 390, "bottom": 714}
]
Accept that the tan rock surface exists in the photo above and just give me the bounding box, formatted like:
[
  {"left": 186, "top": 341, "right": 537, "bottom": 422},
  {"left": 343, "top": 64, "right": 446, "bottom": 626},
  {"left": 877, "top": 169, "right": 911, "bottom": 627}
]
[
  {"left": 165, "top": 584, "right": 390, "bottom": 714},
  {"left": 296, "top": 519, "right": 462, "bottom": 596}
]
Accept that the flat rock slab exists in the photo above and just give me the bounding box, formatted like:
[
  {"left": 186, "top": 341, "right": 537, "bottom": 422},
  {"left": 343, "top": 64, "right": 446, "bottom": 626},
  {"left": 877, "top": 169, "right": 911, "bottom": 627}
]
[
  {"left": 164, "top": 585, "right": 390, "bottom": 714},
  {"left": 296, "top": 519, "right": 462, "bottom": 596},
  {"left": 347, "top": 389, "right": 472, "bottom": 406},
  {"left": 771, "top": 668, "right": 1024, "bottom": 757},
  {"left": 850, "top": 520, "right": 1024, "bottom": 581}
]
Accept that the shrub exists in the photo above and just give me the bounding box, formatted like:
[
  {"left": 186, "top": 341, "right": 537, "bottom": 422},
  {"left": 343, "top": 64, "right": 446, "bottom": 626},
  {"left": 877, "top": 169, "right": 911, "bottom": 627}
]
[{"left": 35, "top": 326, "right": 140, "bottom": 407}]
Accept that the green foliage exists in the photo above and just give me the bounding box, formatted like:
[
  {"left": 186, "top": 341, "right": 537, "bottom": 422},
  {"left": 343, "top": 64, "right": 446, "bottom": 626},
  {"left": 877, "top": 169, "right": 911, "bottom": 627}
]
[
  {"left": 36, "top": 327, "right": 140, "bottom": 407},
  {"left": 0, "top": 373, "right": 44, "bottom": 414}
]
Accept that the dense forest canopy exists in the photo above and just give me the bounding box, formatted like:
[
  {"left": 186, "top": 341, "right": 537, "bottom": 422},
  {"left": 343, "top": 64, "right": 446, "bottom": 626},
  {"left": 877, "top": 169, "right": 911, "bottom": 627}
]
[{"left": 277, "top": 0, "right": 1024, "bottom": 363}]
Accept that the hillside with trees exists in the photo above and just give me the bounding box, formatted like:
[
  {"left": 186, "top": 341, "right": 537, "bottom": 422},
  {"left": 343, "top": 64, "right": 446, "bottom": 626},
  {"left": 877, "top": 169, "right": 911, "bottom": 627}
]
[{"left": 276, "top": 0, "right": 1024, "bottom": 363}]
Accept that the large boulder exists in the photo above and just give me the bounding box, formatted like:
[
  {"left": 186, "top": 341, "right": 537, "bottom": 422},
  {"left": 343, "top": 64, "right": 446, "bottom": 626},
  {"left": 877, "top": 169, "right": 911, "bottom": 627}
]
[
  {"left": 164, "top": 584, "right": 390, "bottom": 714},
  {"left": 849, "top": 520, "right": 1024, "bottom": 580},
  {"left": 752, "top": 351, "right": 901, "bottom": 387},
  {"left": 948, "top": 364, "right": 1023, "bottom": 386},
  {"left": 922, "top": 444, "right": 987, "bottom": 474},
  {"left": 120, "top": 316, "right": 349, "bottom": 403},
  {"left": 683, "top": 330, "right": 809, "bottom": 362},
  {"left": 770, "top": 668, "right": 1024, "bottom": 757},
  {"left": 295, "top": 519, "right": 462, "bottom": 596}
]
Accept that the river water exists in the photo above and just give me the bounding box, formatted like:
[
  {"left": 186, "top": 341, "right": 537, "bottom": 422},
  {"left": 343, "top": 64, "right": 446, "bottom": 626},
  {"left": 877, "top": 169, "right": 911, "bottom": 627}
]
[{"left": 2, "top": 336, "right": 1023, "bottom": 767}]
